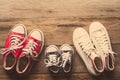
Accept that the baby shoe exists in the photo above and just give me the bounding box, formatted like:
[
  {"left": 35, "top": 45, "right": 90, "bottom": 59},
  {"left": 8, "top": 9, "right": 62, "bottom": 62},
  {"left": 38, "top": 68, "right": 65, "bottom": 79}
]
[
  {"left": 60, "top": 44, "right": 74, "bottom": 73},
  {"left": 44, "top": 45, "right": 61, "bottom": 73}
]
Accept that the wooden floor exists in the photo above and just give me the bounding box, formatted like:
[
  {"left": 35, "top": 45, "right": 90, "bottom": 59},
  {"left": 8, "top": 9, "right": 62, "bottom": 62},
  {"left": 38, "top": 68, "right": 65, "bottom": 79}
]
[{"left": 0, "top": 0, "right": 120, "bottom": 80}]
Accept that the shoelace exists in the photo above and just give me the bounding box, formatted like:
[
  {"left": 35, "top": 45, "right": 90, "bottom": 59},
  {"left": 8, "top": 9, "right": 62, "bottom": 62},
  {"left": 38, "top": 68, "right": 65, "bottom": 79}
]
[
  {"left": 22, "top": 40, "right": 38, "bottom": 60},
  {"left": 78, "top": 37, "right": 95, "bottom": 57},
  {"left": 0, "top": 35, "right": 23, "bottom": 55},
  {"left": 61, "top": 51, "right": 71, "bottom": 68},
  {"left": 44, "top": 55, "right": 61, "bottom": 67},
  {"left": 94, "top": 30, "right": 116, "bottom": 55}
]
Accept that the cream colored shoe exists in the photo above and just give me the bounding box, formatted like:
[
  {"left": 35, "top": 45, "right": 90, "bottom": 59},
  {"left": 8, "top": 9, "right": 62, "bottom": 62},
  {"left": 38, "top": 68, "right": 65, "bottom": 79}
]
[
  {"left": 73, "top": 28, "right": 104, "bottom": 76},
  {"left": 89, "top": 22, "right": 116, "bottom": 71}
]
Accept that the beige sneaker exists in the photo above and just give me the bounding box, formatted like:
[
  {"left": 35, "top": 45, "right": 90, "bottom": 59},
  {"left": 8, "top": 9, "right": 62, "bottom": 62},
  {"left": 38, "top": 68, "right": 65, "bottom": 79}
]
[
  {"left": 73, "top": 28, "right": 104, "bottom": 76},
  {"left": 89, "top": 22, "right": 116, "bottom": 71}
]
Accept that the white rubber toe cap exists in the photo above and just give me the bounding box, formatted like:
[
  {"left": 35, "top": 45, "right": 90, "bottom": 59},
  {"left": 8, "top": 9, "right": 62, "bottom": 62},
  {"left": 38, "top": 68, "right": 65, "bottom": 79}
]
[
  {"left": 46, "top": 45, "right": 58, "bottom": 53},
  {"left": 12, "top": 24, "right": 26, "bottom": 34},
  {"left": 30, "top": 29, "right": 44, "bottom": 41},
  {"left": 90, "top": 22, "right": 105, "bottom": 32},
  {"left": 73, "top": 28, "right": 88, "bottom": 41},
  {"left": 60, "top": 44, "right": 72, "bottom": 51}
]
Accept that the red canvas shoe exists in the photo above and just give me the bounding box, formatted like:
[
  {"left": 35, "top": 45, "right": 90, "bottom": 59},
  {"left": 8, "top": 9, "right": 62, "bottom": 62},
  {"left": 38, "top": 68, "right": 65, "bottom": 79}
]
[
  {"left": 16, "top": 29, "right": 44, "bottom": 75},
  {"left": 0, "top": 24, "right": 27, "bottom": 71}
]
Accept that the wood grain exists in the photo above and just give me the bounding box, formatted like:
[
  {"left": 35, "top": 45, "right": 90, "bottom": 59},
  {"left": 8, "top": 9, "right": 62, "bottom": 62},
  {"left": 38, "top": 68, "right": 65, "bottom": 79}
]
[{"left": 0, "top": 0, "right": 120, "bottom": 80}]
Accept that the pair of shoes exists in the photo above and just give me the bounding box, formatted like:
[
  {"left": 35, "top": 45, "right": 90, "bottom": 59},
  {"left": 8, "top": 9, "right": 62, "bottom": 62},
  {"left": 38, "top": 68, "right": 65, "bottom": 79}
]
[
  {"left": 44, "top": 44, "right": 74, "bottom": 73},
  {"left": 73, "top": 22, "right": 116, "bottom": 76},
  {"left": 0, "top": 24, "right": 44, "bottom": 75}
]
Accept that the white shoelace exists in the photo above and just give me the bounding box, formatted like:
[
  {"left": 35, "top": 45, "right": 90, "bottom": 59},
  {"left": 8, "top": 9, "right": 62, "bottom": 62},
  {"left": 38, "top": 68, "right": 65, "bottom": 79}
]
[
  {"left": 94, "top": 30, "right": 115, "bottom": 55},
  {"left": 62, "top": 52, "right": 71, "bottom": 68},
  {"left": 44, "top": 54, "right": 61, "bottom": 67},
  {"left": 22, "top": 40, "right": 38, "bottom": 60},
  {"left": 0, "top": 35, "right": 23, "bottom": 54},
  {"left": 78, "top": 37, "right": 95, "bottom": 57}
]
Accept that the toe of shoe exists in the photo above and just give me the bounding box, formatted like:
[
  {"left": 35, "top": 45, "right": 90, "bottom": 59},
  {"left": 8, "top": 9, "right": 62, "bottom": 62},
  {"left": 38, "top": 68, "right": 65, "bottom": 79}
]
[
  {"left": 90, "top": 22, "right": 105, "bottom": 32},
  {"left": 12, "top": 24, "right": 26, "bottom": 34}
]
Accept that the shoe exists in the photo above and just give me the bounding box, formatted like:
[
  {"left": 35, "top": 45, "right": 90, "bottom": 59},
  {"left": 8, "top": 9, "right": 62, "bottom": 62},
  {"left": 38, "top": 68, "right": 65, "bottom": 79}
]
[
  {"left": 60, "top": 44, "right": 74, "bottom": 73},
  {"left": 44, "top": 45, "right": 61, "bottom": 73},
  {"left": 16, "top": 29, "right": 44, "bottom": 75},
  {"left": 73, "top": 28, "right": 104, "bottom": 76},
  {"left": 89, "top": 22, "right": 116, "bottom": 71},
  {"left": 0, "top": 24, "right": 27, "bottom": 71}
]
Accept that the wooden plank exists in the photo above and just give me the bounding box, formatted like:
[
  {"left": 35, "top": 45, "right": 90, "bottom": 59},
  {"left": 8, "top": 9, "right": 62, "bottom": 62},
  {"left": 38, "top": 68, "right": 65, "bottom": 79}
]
[
  {"left": 0, "top": 0, "right": 120, "bottom": 80},
  {"left": 0, "top": 19, "right": 120, "bottom": 47},
  {"left": 0, "top": 72, "right": 120, "bottom": 80},
  {"left": 0, "top": 0, "right": 120, "bottom": 19}
]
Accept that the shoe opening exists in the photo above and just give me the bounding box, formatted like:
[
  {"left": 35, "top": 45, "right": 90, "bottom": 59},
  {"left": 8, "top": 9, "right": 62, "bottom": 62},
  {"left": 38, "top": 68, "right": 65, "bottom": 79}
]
[
  {"left": 18, "top": 56, "right": 29, "bottom": 72},
  {"left": 93, "top": 57, "right": 103, "bottom": 72},
  {"left": 5, "top": 53, "right": 15, "bottom": 68},
  {"left": 109, "top": 54, "right": 114, "bottom": 68},
  {"left": 106, "top": 54, "right": 114, "bottom": 71},
  {"left": 63, "top": 62, "right": 71, "bottom": 73}
]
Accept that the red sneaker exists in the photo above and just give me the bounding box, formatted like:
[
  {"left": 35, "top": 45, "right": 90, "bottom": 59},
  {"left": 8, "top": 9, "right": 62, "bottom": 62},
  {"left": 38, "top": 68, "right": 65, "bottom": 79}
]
[
  {"left": 0, "top": 24, "right": 27, "bottom": 71},
  {"left": 16, "top": 29, "right": 44, "bottom": 75}
]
